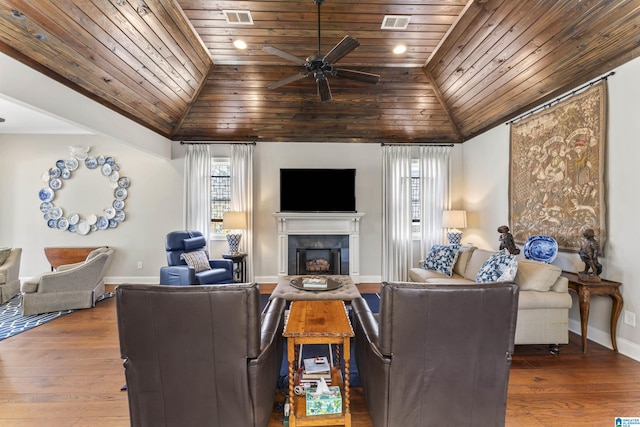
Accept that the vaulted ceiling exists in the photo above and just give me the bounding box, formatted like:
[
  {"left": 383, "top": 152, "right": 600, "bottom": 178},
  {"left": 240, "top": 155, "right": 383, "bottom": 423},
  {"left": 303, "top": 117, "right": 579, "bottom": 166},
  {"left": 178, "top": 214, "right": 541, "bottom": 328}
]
[{"left": 1, "top": 0, "right": 639, "bottom": 143}]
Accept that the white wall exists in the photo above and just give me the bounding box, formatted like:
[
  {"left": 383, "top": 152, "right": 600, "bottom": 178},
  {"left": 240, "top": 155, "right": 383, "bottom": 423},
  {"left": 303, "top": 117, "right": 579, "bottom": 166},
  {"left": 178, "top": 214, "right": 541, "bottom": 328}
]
[
  {"left": 461, "top": 56, "right": 640, "bottom": 360},
  {"left": 0, "top": 134, "right": 183, "bottom": 282},
  {"left": 252, "top": 142, "right": 384, "bottom": 283}
]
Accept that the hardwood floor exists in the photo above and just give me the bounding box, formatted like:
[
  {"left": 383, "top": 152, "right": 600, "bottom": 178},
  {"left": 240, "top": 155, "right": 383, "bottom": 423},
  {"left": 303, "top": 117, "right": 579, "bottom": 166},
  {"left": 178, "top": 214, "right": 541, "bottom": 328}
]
[{"left": 1, "top": 284, "right": 639, "bottom": 426}]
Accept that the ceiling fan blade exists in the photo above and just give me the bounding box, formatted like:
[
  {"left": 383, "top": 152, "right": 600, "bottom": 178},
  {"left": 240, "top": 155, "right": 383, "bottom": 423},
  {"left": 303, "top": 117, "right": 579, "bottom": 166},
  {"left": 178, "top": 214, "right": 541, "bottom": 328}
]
[
  {"left": 323, "top": 35, "right": 360, "bottom": 65},
  {"left": 334, "top": 68, "right": 380, "bottom": 84},
  {"left": 316, "top": 75, "right": 332, "bottom": 102},
  {"left": 262, "top": 46, "right": 308, "bottom": 66},
  {"left": 267, "top": 72, "right": 309, "bottom": 89}
]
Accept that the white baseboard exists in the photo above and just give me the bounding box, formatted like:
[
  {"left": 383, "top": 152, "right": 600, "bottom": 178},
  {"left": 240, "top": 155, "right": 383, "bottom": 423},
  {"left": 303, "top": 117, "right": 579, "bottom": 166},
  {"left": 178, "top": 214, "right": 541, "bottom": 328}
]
[{"left": 569, "top": 318, "right": 640, "bottom": 362}]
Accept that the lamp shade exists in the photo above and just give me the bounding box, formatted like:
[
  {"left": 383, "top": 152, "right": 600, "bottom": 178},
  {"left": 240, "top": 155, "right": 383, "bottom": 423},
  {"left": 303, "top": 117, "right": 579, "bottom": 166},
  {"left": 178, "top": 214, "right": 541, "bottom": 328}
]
[
  {"left": 442, "top": 210, "right": 467, "bottom": 229},
  {"left": 222, "top": 211, "right": 247, "bottom": 230}
]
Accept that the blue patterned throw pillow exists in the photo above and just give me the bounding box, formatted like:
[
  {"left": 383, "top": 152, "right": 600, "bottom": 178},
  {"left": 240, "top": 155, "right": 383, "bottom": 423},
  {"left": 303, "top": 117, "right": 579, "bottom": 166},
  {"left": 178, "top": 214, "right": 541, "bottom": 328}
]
[
  {"left": 423, "top": 245, "right": 460, "bottom": 277},
  {"left": 476, "top": 250, "right": 518, "bottom": 283}
]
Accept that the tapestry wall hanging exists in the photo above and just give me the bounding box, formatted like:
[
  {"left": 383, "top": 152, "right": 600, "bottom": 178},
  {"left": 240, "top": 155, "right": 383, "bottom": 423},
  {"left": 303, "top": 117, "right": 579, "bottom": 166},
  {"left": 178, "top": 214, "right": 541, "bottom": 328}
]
[{"left": 509, "top": 81, "right": 607, "bottom": 253}]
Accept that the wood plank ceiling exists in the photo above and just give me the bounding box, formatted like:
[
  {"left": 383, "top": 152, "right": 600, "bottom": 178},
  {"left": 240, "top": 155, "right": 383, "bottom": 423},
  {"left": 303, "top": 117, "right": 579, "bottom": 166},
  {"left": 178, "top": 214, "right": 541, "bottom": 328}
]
[{"left": 1, "top": 0, "right": 640, "bottom": 143}]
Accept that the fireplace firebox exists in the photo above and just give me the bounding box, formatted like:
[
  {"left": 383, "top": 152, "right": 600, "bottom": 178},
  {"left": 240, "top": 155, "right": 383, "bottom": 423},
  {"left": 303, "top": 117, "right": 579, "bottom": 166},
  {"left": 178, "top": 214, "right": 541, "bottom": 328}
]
[{"left": 287, "top": 235, "right": 348, "bottom": 276}]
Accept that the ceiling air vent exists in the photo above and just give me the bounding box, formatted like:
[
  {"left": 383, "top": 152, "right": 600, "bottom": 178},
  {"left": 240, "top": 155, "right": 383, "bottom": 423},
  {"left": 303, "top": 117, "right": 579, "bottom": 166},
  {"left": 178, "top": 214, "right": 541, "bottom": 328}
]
[
  {"left": 223, "top": 10, "right": 254, "bottom": 25},
  {"left": 381, "top": 15, "right": 411, "bottom": 30}
]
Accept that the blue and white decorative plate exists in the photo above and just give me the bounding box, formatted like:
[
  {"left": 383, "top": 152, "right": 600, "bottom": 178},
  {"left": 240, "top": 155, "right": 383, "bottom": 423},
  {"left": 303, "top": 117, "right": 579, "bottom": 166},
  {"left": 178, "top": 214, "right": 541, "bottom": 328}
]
[
  {"left": 96, "top": 216, "right": 109, "bottom": 230},
  {"left": 40, "top": 202, "right": 53, "bottom": 212},
  {"left": 49, "top": 178, "right": 62, "bottom": 190},
  {"left": 49, "top": 167, "right": 61, "bottom": 179},
  {"left": 114, "top": 187, "right": 128, "bottom": 200},
  {"left": 68, "top": 213, "right": 80, "bottom": 225},
  {"left": 523, "top": 235, "right": 558, "bottom": 263},
  {"left": 57, "top": 218, "right": 69, "bottom": 230},
  {"left": 85, "top": 157, "right": 98, "bottom": 169},
  {"left": 49, "top": 207, "right": 63, "bottom": 220},
  {"left": 65, "top": 157, "right": 79, "bottom": 171},
  {"left": 39, "top": 187, "right": 55, "bottom": 202}
]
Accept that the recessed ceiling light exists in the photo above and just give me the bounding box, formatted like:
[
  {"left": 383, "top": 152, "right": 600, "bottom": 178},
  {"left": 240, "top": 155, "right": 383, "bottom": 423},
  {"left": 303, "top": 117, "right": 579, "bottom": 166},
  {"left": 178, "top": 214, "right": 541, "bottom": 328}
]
[
  {"left": 393, "top": 45, "right": 407, "bottom": 54},
  {"left": 233, "top": 40, "right": 248, "bottom": 49}
]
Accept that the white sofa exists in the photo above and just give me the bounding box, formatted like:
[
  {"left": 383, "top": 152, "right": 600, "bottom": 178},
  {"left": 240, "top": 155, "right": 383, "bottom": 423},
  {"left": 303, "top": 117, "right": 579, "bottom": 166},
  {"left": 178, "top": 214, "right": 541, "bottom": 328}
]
[{"left": 409, "top": 245, "right": 573, "bottom": 351}]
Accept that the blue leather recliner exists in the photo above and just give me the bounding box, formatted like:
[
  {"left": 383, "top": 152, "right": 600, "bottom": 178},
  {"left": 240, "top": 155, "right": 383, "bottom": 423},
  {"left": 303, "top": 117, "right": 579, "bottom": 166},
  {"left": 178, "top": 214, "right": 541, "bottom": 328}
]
[{"left": 159, "top": 230, "right": 234, "bottom": 285}]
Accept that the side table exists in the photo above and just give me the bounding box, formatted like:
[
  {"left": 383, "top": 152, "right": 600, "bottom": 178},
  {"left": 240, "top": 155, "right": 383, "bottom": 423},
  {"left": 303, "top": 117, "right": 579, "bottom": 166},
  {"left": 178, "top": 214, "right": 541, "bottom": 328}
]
[
  {"left": 44, "top": 247, "right": 101, "bottom": 271},
  {"left": 283, "top": 300, "right": 354, "bottom": 427},
  {"left": 222, "top": 252, "right": 247, "bottom": 282},
  {"left": 561, "top": 271, "right": 623, "bottom": 353}
]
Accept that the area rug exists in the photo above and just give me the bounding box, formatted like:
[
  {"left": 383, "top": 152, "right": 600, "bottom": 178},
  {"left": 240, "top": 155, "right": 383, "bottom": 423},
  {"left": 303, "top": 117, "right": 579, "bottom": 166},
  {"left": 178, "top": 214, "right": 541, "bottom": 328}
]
[{"left": 0, "top": 291, "right": 115, "bottom": 341}]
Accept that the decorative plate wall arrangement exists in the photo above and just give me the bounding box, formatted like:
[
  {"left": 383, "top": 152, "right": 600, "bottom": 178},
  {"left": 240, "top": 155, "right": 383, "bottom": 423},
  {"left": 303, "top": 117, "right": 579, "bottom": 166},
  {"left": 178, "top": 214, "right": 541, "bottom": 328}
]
[{"left": 38, "top": 146, "right": 130, "bottom": 235}]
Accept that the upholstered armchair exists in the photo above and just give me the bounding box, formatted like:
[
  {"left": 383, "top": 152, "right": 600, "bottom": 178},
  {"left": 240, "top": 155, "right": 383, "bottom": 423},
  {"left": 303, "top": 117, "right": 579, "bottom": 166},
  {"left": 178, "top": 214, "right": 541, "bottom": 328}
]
[
  {"left": 159, "top": 230, "right": 233, "bottom": 285},
  {"left": 0, "top": 247, "right": 22, "bottom": 304},
  {"left": 21, "top": 247, "right": 114, "bottom": 315},
  {"left": 351, "top": 281, "right": 519, "bottom": 427},
  {"left": 116, "top": 282, "right": 286, "bottom": 427}
]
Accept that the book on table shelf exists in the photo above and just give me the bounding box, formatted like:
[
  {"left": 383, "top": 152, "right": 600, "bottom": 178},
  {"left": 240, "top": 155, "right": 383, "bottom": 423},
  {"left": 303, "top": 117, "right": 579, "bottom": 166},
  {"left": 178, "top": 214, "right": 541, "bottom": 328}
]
[
  {"left": 297, "top": 368, "right": 332, "bottom": 386},
  {"left": 303, "top": 356, "right": 331, "bottom": 373}
]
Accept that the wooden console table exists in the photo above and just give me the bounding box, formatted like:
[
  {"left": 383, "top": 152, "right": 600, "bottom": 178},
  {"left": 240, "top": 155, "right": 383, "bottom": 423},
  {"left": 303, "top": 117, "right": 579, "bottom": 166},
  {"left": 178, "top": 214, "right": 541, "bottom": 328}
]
[
  {"left": 44, "top": 247, "right": 101, "bottom": 271},
  {"left": 283, "top": 300, "right": 354, "bottom": 427},
  {"left": 562, "top": 271, "right": 623, "bottom": 353}
]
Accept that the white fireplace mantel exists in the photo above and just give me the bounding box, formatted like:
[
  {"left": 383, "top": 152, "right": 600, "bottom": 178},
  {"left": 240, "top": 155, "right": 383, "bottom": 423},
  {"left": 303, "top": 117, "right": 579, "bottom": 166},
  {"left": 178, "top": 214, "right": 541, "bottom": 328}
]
[{"left": 274, "top": 212, "right": 365, "bottom": 283}]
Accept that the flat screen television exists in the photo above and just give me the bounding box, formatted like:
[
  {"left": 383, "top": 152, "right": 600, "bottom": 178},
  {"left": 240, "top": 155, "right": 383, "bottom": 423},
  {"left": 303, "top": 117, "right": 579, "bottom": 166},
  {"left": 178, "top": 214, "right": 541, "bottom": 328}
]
[{"left": 280, "top": 168, "right": 356, "bottom": 212}]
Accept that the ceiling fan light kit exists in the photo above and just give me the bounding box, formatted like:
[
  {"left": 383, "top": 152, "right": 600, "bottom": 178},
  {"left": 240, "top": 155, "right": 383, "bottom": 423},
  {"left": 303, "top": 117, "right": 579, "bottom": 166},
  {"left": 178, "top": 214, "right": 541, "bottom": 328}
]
[{"left": 262, "top": 0, "right": 380, "bottom": 101}]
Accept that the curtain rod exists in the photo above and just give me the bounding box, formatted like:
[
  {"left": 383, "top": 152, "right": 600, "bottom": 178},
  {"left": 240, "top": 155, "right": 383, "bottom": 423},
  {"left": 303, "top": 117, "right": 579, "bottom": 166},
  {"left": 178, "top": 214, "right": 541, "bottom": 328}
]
[
  {"left": 180, "top": 141, "right": 256, "bottom": 145},
  {"left": 506, "top": 71, "right": 615, "bottom": 125},
  {"left": 381, "top": 143, "right": 455, "bottom": 147}
]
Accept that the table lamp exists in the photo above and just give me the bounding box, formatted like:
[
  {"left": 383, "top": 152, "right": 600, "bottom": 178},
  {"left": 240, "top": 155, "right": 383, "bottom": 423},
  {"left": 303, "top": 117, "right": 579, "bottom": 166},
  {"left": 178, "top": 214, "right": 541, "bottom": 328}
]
[
  {"left": 222, "top": 211, "right": 247, "bottom": 254},
  {"left": 442, "top": 210, "right": 467, "bottom": 245}
]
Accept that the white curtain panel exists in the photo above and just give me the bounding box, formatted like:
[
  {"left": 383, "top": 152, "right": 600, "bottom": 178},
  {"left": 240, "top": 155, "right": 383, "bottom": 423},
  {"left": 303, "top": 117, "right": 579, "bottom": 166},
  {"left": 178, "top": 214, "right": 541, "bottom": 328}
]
[
  {"left": 382, "top": 145, "right": 413, "bottom": 282},
  {"left": 184, "top": 144, "right": 211, "bottom": 244},
  {"left": 418, "top": 146, "right": 451, "bottom": 261},
  {"left": 230, "top": 144, "right": 254, "bottom": 281}
]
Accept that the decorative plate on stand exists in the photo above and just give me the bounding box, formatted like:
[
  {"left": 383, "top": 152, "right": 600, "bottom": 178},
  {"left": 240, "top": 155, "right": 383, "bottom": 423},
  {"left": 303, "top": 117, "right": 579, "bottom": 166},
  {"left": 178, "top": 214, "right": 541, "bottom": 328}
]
[{"left": 523, "top": 235, "right": 558, "bottom": 263}]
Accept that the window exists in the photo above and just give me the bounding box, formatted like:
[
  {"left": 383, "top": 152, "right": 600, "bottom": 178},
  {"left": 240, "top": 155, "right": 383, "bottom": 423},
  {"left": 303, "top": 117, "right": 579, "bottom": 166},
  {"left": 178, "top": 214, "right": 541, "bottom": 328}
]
[
  {"left": 211, "top": 158, "right": 230, "bottom": 233},
  {"left": 411, "top": 159, "right": 420, "bottom": 222},
  {"left": 411, "top": 160, "right": 421, "bottom": 235}
]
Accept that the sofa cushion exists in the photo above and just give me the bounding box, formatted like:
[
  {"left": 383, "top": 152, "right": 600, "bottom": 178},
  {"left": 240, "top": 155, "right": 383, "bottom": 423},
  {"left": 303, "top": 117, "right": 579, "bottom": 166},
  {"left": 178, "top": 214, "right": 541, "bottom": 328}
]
[
  {"left": 423, "top": 245, "right": 459, "bottom": 277},
  {"left": 0, "top": 247, "right": 11, "bottom": 266},
  {"left": 515, "top": 258, "right": 562, "bottom": 291},
  {"left": 452, "top": 245, "right": 476, "bottom": 276},
  {"left": 462, "top": 249, "right": 494, "bottom": 281},
  {"left": 476, "top": 250, "right": 518, "bottom": 283},
  {"left": 180, "top": 250, "right": 211, "bottom": 273}
]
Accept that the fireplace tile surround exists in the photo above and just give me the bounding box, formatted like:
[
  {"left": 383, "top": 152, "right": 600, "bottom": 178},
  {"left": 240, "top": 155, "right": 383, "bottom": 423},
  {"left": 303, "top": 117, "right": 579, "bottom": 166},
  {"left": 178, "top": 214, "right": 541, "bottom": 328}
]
[{"left": 274, "top": 212, "right": 365, "bottom": 283}]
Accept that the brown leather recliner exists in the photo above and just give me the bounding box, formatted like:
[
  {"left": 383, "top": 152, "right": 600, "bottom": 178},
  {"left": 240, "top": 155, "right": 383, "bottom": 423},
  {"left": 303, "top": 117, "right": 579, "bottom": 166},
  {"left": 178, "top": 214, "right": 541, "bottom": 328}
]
[
  {"left": 116, "top": 283, "right": 286, "bottom": 427},
  {"left": 351, "top": 281, "right": 519, "bottom": 427}
]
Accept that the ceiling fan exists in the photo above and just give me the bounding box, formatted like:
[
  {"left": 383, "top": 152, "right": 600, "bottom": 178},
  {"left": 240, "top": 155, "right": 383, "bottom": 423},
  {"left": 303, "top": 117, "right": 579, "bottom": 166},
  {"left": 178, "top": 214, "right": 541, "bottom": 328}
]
[{"left": 262, "top": 0, "right": 380, "bottom": 102}]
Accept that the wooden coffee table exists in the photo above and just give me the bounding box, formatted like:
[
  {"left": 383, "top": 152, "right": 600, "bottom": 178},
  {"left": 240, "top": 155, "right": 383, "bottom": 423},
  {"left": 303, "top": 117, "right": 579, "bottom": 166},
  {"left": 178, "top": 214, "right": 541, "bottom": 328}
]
[{"left": 283, "top": 300, "right": 354, "bottom": 427}]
